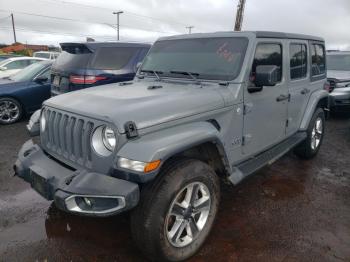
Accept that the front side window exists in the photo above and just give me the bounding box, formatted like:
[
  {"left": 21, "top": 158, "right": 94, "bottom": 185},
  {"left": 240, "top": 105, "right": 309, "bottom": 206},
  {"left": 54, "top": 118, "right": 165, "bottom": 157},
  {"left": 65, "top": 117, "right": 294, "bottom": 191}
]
[
  {"left": 6, "top": 60, "right": 30, "bottom": 70},
  {"left": 311, "top": 44, "right": 326, "bottom": 76},
  {"left": 290, "top": 43, "right": 307, "bottom": 80},
  {"left": 252, "top": 43, "right": 282, "bottom": 82},
  {"left": 140, "top": 37, "right": 249, "bottom": 81}
]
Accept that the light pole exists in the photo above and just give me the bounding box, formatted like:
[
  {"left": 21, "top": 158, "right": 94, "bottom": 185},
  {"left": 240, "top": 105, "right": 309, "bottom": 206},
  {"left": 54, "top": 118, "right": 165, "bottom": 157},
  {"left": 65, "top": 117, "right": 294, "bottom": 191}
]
[
  {"left": 11, "top": 13, "right": 17, "bottom": 43},
  {"left": 186, "top": 26, "right": 194, "bottom": 34},
  {"left": 113, "top": 11, "right": 123, "bottom": 41}
]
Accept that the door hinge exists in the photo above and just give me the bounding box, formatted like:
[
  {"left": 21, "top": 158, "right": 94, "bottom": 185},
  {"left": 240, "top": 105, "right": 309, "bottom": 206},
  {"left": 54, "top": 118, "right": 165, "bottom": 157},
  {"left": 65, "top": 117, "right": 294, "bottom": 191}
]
[
  {"left": 243, "top": 103, "right": 253, "bottom": 115},
  {"left": 286, "top": 119, "right": 289, "bottom": 127},
  {"left": 242, "top": 134, "right": 252, "bottom": 146}
]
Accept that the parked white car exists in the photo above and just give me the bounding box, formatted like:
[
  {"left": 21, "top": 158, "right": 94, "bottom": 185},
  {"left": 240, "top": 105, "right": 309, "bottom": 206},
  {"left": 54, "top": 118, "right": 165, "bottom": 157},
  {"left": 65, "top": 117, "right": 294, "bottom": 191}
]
[
  {"left": 0, "top": 57, "right": 47, "bottom": 78},
  {"left": 33, "top": 51, "right": 60, "bottom": 60}
]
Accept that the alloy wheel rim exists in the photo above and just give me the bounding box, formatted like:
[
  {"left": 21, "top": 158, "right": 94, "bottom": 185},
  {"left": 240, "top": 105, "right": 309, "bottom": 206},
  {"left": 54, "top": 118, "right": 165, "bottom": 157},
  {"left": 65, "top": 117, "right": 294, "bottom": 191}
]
[
  {"left": 165, "top": 182, "right": 211, "bottom": 248},
  {"left": 311, "top": 117, "right": 323, "bottom": 150},
  {"left": 0, "top": 100, "right": 19, "bottom": 123}
]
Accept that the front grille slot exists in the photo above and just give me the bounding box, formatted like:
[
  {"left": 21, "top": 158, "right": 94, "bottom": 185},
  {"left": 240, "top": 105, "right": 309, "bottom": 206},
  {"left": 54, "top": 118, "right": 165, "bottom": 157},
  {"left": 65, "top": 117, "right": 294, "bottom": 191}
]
[{"left": 42, "top": 108, "right": 94, "bottom": 168}]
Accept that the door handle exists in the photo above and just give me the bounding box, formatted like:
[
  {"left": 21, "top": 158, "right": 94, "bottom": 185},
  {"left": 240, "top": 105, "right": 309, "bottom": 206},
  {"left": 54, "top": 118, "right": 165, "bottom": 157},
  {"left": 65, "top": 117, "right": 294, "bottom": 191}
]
[
  {"left": 276, "top": 94, "right": 290, "bottom": 102},
  {"left": 301, "top": 88, "right": 310, "bottom": 95}
]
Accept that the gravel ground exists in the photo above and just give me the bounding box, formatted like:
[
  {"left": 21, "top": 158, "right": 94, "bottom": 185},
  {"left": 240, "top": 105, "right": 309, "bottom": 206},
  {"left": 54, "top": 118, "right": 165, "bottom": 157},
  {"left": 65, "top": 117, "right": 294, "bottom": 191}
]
[{"left": 0, "top": 114, "right": 349, "bottom": 262}]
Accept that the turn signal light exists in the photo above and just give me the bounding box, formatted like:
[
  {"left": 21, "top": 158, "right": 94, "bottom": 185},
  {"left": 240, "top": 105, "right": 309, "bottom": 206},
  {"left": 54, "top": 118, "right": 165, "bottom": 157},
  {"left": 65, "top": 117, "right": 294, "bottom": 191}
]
[{"left": 144, "top": 160, "right": 161, "bottom": 173}]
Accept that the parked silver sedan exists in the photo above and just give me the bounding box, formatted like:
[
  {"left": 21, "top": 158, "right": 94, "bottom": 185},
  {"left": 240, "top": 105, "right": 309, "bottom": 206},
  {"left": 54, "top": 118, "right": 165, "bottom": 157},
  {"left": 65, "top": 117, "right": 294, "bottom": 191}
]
[{"left": 327, "top": 51, "right": 350, "bottom": 112}]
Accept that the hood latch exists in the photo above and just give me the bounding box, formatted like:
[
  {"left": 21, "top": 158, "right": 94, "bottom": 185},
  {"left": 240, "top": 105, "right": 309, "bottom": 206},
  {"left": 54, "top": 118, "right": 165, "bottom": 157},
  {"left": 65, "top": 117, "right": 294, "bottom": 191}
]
[{"left": 125, "top": 121, "right": 139, "bottom": 139}]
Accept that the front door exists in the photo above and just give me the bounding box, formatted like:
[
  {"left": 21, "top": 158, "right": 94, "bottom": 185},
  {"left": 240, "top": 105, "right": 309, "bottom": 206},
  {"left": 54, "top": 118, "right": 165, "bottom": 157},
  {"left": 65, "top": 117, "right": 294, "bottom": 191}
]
[{"left": 243, "top": 40, "right": 288, "bottom": 155}]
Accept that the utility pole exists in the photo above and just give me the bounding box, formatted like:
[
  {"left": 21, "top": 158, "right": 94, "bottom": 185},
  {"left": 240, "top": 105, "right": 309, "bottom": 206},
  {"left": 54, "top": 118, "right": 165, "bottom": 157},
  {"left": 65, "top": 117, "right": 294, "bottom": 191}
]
[
  {"left": 112, "top": 11, "right": 123, "bottom": 41},
  {"left": 234, "top": 0, "right": 246, "bottom": 31},
  {"left": 11, "top": 13, "right": 17, "bottom": 43},
  {"left": 186, "top": 26, "right": 194, "bottom": 34}
]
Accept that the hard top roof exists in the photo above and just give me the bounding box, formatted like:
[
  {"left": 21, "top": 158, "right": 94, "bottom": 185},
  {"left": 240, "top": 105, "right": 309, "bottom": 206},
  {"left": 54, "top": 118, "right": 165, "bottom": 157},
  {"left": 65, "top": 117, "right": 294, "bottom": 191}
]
[{"left": 158, "top": 31, "right": 324, "bottom": 42}]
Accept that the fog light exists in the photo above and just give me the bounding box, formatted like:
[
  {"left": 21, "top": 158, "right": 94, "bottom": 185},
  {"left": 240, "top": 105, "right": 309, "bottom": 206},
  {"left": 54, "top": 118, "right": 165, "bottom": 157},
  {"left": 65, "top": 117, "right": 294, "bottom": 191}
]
[{"left": 65, "top": 195, "right": 126, "bottom": 214}]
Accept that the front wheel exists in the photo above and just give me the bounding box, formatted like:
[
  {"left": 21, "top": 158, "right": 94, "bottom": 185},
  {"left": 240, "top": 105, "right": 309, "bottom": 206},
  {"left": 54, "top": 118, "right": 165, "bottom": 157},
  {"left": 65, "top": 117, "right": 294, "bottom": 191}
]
[
  {"left": 294, "top": 108, "right": 325, "bottom": 159},
  {"left": 0, "top": 97, "right": 23, "bottom": 125},
  {"left": 131, "top": 158, "right": 220, "bottom": 262}
]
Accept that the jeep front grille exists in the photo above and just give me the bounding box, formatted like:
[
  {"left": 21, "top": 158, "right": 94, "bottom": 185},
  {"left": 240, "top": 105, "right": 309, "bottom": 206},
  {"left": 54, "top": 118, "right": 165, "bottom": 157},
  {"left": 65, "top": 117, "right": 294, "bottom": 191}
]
[{"left": 41, "top": 108, "right": 94, "bottom": 168}]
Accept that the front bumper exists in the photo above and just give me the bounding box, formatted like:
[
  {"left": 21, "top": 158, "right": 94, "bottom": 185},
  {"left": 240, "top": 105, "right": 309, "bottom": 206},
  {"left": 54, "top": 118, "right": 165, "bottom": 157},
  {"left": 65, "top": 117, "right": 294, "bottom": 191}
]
[
  {"left": 329, "top": 91, "right": 350, "bottom": 111},
  {"left": 14, "top": 140, "right": 140, "bottom": 217}
]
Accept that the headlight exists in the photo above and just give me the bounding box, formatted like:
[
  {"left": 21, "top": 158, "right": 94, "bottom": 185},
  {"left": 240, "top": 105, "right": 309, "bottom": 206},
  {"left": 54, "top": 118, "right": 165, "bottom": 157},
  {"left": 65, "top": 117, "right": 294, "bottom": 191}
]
[
  {"left": 102, "top": 126, "right": 116, "bottom": 151},
  {"left": 118, "top": 157, "right": 161, "bottom": 173},
  {"left": 92, "top": 125, "right": 117, "bottom": 157},
  {"left": 40, "top": 112, "right": 46, "bottom": 132}
]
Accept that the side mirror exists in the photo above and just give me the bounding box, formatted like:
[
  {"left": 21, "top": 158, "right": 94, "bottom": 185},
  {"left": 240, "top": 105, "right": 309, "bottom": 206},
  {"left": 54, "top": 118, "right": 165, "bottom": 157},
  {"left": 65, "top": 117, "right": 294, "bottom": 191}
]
[
  {"left": 0, "top": 66, "right": 7, "bottom": 71},
  {"left": 34, "top": 75, "right": 48, "bottom": 83},
  {"left": 254, "top": 65, "right": 279, "bottom": 87}
]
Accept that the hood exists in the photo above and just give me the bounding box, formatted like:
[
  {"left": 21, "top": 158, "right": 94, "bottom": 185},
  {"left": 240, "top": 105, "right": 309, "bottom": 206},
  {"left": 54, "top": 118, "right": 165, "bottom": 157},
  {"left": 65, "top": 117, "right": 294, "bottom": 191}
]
[
  {"left": 45, "top": 80, "right": 226, "bottom": 133},
  {"left": 327, "top": 70, "right": 350, "bottom": 81}
]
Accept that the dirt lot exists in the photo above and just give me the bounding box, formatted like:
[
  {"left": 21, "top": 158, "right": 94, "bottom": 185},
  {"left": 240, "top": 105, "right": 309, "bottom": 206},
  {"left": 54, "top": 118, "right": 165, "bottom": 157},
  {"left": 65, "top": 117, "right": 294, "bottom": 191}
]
[{"left": 0, "top": 115, "right": 349, "bottom": 262}]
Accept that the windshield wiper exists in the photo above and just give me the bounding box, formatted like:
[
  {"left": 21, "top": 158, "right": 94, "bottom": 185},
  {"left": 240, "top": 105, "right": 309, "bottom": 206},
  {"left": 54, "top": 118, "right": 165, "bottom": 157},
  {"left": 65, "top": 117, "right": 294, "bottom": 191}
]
[
  {"left": 170, "top": 70, "right": 201, "bottom": 84},
  {"left": 140, "top": 69, "right": 163, "bottom": 81}
]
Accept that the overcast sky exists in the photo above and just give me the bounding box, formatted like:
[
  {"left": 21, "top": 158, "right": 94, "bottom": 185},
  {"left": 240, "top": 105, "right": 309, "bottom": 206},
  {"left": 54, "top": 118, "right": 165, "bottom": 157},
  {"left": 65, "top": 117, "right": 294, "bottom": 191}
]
[{"left": 0, "top": 0, "right": 349, "bottom": 50}]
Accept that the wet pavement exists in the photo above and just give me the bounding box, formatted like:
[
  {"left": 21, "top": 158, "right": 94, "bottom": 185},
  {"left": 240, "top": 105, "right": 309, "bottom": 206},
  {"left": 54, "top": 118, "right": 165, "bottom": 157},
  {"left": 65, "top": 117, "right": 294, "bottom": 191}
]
[{"left": 0, "top": 115, "right": 349, "bottom": 262}]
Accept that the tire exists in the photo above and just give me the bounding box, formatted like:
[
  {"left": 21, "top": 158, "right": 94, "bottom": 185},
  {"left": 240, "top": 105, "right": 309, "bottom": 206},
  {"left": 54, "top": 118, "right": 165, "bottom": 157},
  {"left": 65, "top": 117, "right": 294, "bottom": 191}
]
[
  {"left": 294, "top": 108, "right": 325, "bottom": 159},
  {"left": 130, "top": 158, "right": 220, "bottom": 262},
  {"left": 0, "top": 97, "right": 23, "bottom": 125}
]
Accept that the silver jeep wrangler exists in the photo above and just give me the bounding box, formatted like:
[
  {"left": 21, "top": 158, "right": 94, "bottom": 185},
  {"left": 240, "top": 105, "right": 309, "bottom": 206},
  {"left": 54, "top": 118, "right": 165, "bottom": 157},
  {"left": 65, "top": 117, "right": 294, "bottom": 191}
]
[{"left": 15, "top": 31, "right": 329, "bottom": 261}]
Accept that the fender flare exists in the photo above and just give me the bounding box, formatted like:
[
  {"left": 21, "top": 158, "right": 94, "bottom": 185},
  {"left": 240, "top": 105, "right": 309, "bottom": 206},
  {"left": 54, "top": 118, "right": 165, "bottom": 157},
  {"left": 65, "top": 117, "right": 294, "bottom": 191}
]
[
  {"left": 299, "top": 89, "right": 329, "bottom": 131},
  {"left": 116, "top": 121, "right": 230, "bottom": 175}
]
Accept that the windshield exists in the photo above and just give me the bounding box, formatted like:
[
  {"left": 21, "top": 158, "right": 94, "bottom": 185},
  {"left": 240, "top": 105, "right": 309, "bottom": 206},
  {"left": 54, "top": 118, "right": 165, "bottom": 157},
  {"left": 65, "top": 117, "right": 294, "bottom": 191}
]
[
  {"left": 9, "top": 62, "right": 48, "bottom": 82},
  {"left": 327, "top": 54, "right": 350, "bottom": 71},
  {"left": 140, "top": 37, "right": 249, "bottom": 81},
  {"left": 34, "top": 52, "right": 50, "bottom": 59}
]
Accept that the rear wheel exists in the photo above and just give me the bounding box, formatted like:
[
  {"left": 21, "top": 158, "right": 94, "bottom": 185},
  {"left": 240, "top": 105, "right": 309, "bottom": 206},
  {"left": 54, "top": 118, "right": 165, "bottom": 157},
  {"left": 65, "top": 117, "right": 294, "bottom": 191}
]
[
  {"left": 0, "top": 97, "right": 23, "bottom": 124},
  {"left": 294, "top": 108, "right": 325, "bottom": 159},
  {"left": 131, "top": 158, "right": 220, "bottom": 262}
]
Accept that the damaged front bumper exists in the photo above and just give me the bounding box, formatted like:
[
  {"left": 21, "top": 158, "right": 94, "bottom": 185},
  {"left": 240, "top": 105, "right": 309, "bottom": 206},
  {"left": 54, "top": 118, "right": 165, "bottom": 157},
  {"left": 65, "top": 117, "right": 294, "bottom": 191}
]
[{"left": 14, "top": 140, "right": 140, "bottom": 217}]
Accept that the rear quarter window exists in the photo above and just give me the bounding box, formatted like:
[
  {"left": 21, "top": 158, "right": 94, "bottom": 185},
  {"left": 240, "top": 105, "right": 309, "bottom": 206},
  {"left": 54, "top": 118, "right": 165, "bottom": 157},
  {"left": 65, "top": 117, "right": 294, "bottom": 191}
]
[
  {"left": 91, "top": 47, "right": 139, "bottom": 70},
  {"left": 311, "top": 43, "right": 326, "bottom": 76},
  {"left": 53, "top": 51, "right": 92, "bottom": 70}
]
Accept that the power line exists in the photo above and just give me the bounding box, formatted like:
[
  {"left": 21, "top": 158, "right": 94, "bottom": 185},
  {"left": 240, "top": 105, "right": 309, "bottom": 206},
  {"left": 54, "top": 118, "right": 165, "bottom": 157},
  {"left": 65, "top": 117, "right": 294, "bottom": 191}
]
[
  {"left": 0, "top": 9, "right": 178, "bottom": 35},
  {"left": 40, "top": 0, "right": 190, "bottom": 27},
  {"left": 0, "top": 15, "right": 11, "bottom": 21},
  {"left": 0, "top": 25, "right": 171, "bottom": 39}
]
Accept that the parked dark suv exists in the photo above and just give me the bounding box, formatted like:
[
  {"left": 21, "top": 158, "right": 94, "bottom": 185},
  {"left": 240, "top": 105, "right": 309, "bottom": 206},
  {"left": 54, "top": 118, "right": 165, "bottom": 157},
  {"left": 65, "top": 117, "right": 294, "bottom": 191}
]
[{"left": 50, "top": 42, "right": 151, "bottom": 96}]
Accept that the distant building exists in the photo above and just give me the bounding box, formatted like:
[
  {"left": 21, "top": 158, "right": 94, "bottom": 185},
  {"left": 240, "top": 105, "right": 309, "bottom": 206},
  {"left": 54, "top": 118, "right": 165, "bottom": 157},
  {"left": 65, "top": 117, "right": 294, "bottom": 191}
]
[{"left": 0, "top": 43, "right": 49, "bottom": 53}]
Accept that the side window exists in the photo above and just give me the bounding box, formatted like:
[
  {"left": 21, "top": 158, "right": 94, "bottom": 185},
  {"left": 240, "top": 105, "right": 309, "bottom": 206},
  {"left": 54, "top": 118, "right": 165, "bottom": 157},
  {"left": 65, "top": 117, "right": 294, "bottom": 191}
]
[
  {"left": 252, "top": 43, "right": 282, "bottom": 82},
  {"left": 6, "top": 60, "right": 29, "bottom": 70},
  {"left": 311, "top": 44, "right": 325, "bottom": 76},
  {"left": 290, "top": 43, "right": 307, "bottom": 80},
  {"left": 29, "top": 60, "right": 39, "bottom": 65}
]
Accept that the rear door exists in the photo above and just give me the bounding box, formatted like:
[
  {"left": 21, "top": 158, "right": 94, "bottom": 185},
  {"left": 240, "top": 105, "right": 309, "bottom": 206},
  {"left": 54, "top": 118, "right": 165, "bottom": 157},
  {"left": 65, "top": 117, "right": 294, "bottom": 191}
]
[
  {"left": 243, "top": 40, "right": 289, "bottom": 155},
  {"left": 51, "top": 44, "right": 92, "bottom": 94},
  {"left": 286, "top": 40, "right": 310, "bottom": 135},
  {"left": 88, "top": 46, "right": 143, "bottom": 83}
]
